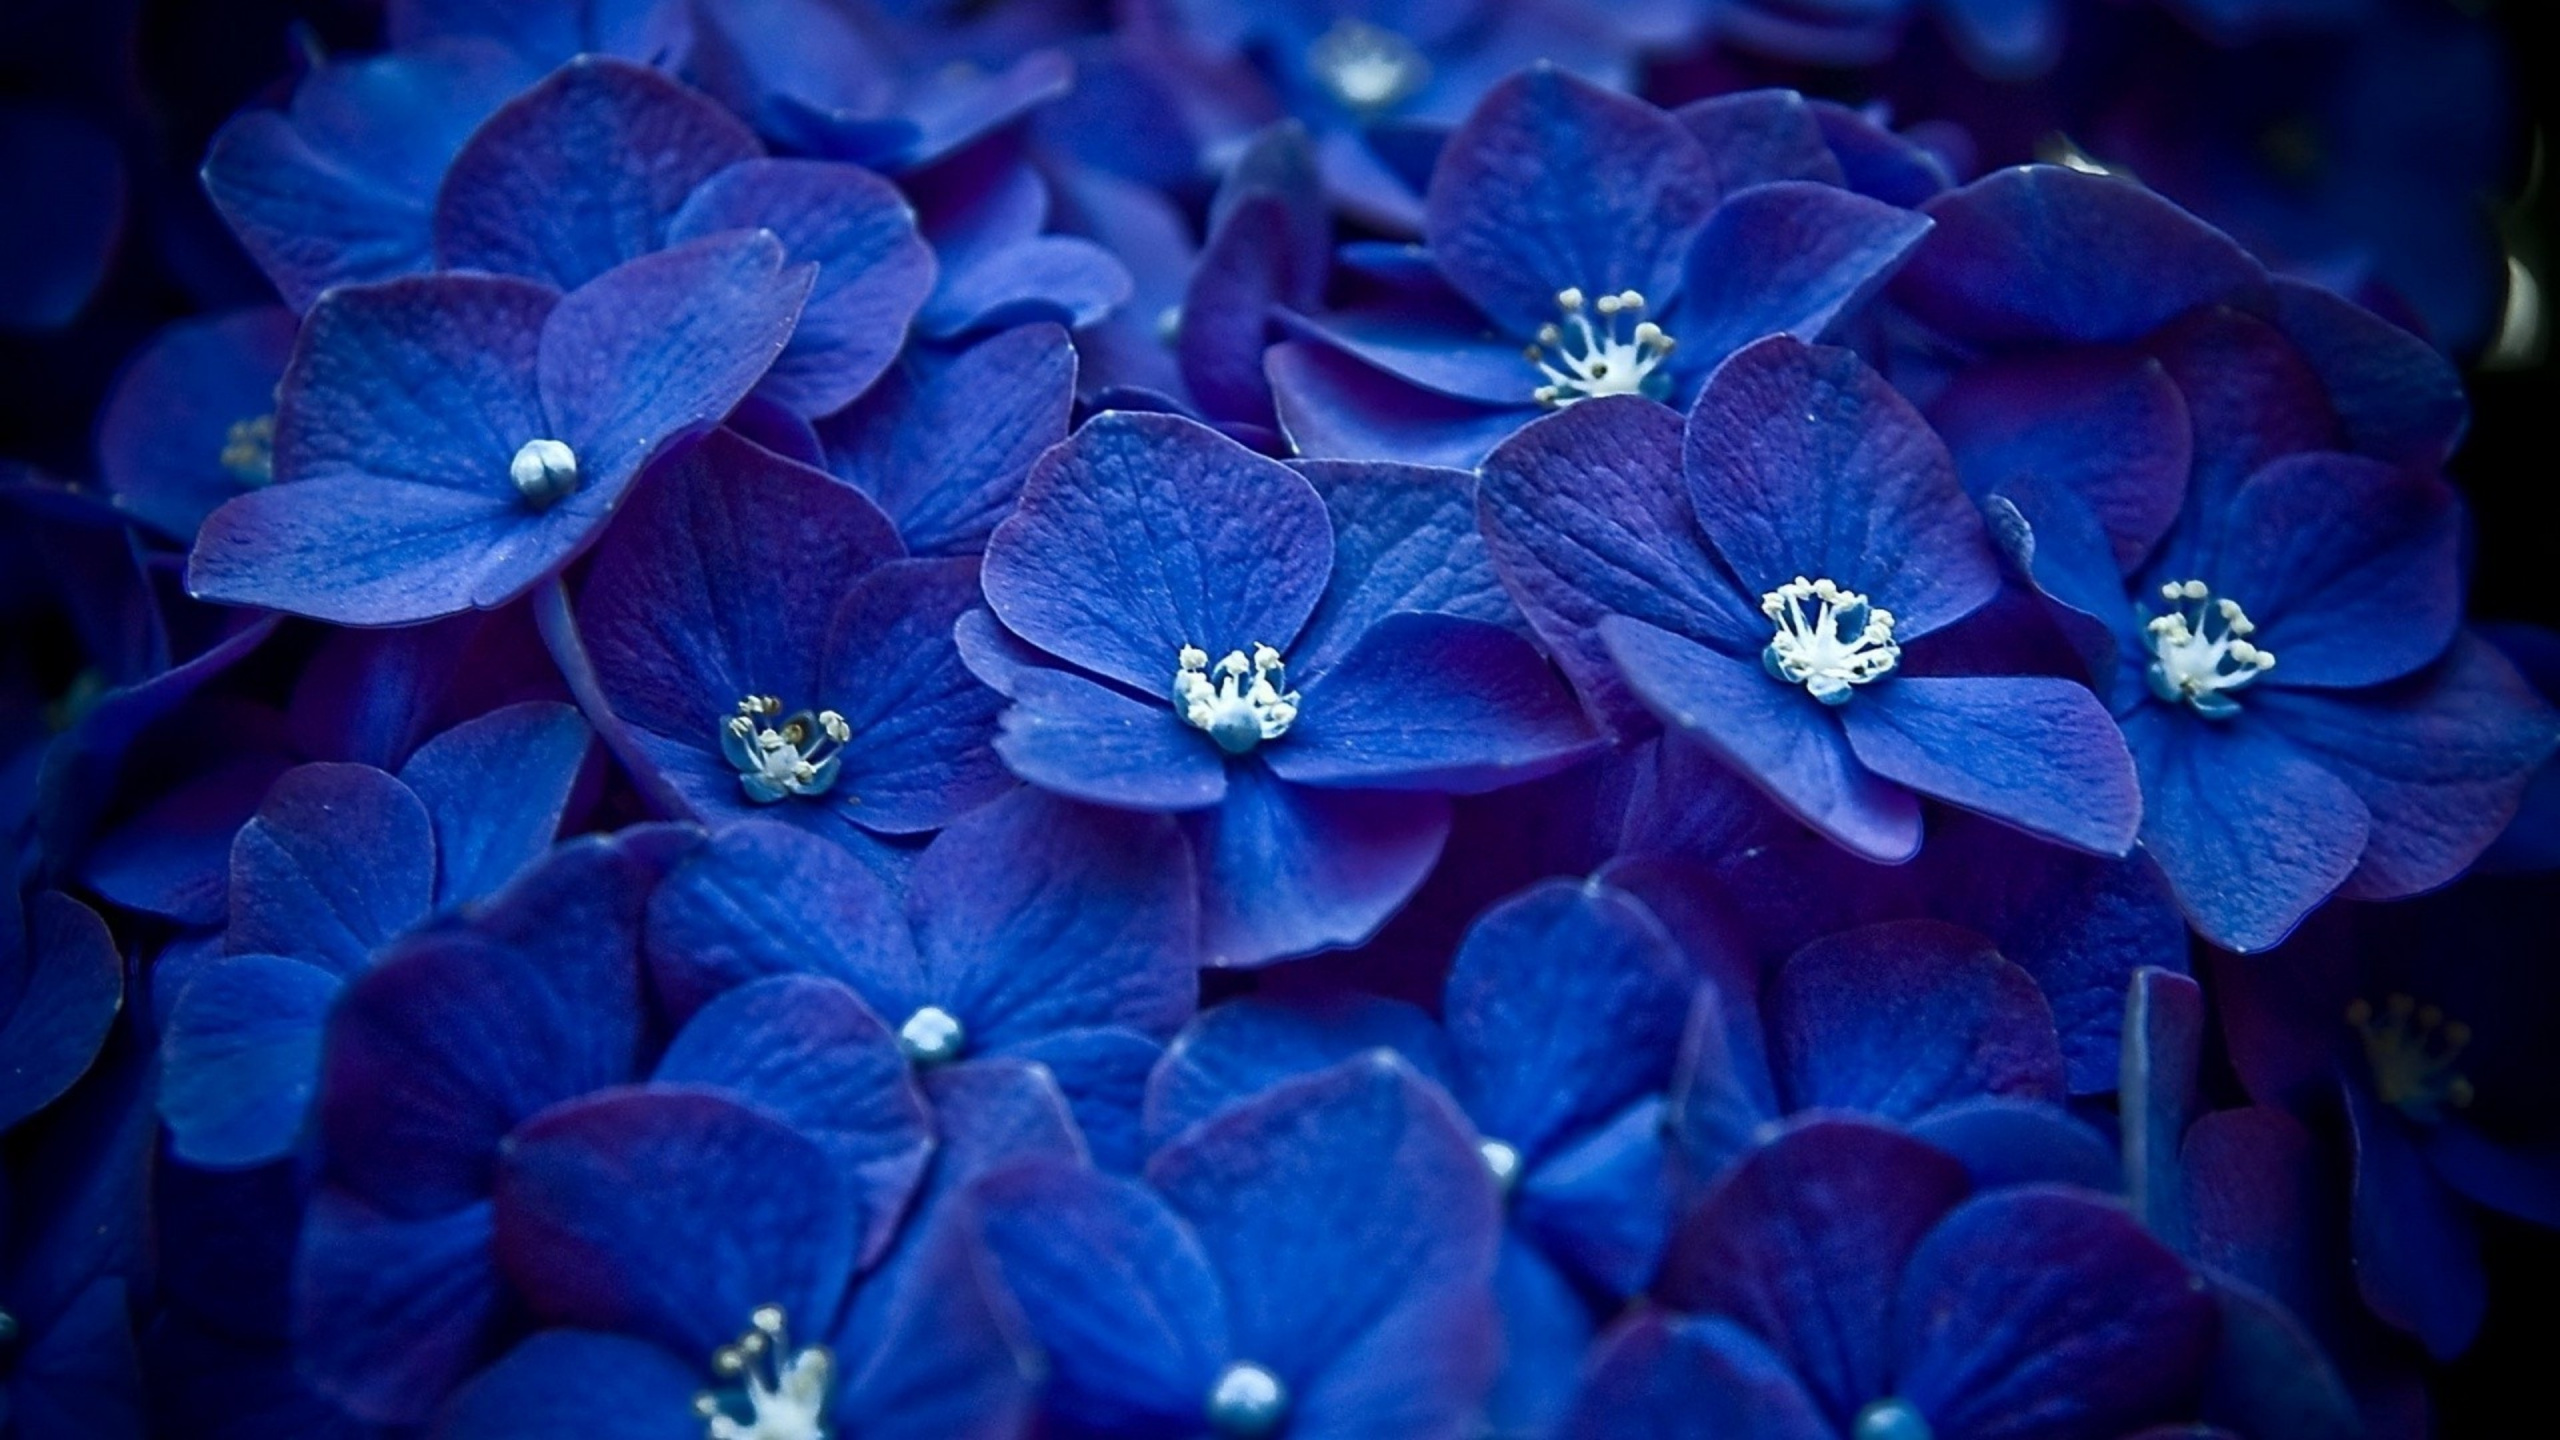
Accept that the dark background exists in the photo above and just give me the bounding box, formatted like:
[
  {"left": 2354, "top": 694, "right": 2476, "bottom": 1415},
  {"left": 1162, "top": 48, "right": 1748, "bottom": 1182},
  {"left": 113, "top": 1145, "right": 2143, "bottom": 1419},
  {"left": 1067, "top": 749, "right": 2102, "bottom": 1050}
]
[{"left": 4, "top": 0, "right": 2555, "bottom": 1431}]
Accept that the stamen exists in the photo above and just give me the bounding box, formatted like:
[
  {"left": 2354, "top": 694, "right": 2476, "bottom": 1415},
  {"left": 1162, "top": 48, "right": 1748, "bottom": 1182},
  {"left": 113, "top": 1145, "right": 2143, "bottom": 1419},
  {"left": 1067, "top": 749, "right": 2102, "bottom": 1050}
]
[
  {"left": 1852, "top": 1398, "right": 1935, "bottom": 1440},
  {"left": 1760, "top": 577, "right": 1899, "bottom": 705},
  {"left": 510, "top": 437, "right": 581, "bottom": 508},
  {"left": 897, "top": 1006, "right": 966, "bottom": 1067},
  {"left": 219, "top": 414, "right": 276, "bottom": 486},
  {"left": 721, "top": 695, "right": 852, "bottom": 803},
  {"left": 695, "top": 1306, "right": 832, "bottom": 1440},
  {"left": 1206, "top": 1360, "right": 1289, "bottom": 1437},
  {"left": 2143, "top": 580, "right": 2275, "bottom": 719},
  {"left": 1527, "top": 288, "right": 1677, "bottom": 408},
  {"left": 1174, "top": 644, "right": 1299, "bottom": 756},
  {"left": 1306, "top": 19, "right": 1429, "bottom": 114},
  {"left": 2348, "top": 994, "right": 2476, "bottom": 1125},
  {"left": 1478, "top": 1138, "right": 1522, "bottom": 1193}
]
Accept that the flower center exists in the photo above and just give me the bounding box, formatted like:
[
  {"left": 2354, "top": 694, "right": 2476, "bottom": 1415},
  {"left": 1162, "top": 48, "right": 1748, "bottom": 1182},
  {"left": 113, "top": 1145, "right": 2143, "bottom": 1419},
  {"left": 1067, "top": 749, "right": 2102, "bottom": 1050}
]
[
  {"left": 2144, "top": 580, "right": 2275, "bottom": 719},
  {"left": 510, "top": 437, "right": 581, "bottom": 508},
  {"left": 1527, "top": 288, "right": 1677, "bottom": 408},
  {"left": 220, "top": 414, "right": 276, "bottom": 486},
  {"left": 1307, "top": 19, "right": 1429, "bottom": 114},
  {"left": 1174, "top": 645, "right": 1300, "bottom": 756},
  {"left": 1761, "top": 577, "right": 1899, "bottom": 705},
  {"left": 2348, "top": 994, "right": 2475, "bottom": 1125},
  {"left": 722, "top": 695, "right": 851, "bottom": 803},
  {"left": 694, "top": 1307, "right": 831, "bottom": 1440},
  {"left": 1206, "top": 1360, "right": 1289, "bottom": 1437},
  {"left": 1853, "top": 1398, "right": 1934, "bottom": 1440},
  {"left": 896, "top": 1005, "right": 966, "bottom": 1067},
  {"left": 1478, "top": 1138, "right": 1522, "bottom": 1193}
]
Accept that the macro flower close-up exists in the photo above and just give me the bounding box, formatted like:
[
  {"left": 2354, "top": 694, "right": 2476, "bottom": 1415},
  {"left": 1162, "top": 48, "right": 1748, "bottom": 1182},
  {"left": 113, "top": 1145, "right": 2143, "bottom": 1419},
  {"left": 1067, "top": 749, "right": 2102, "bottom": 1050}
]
[{"left": 3, "top": 0, "right": 2557, "bottom": 1436}]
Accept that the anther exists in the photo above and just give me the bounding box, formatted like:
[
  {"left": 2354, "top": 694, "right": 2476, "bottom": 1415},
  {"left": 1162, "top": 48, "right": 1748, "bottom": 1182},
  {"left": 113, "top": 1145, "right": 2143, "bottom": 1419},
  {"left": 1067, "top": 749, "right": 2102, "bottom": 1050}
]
[
  {"left": 694, "top": 1306, "right": 832, "bottom": 1440},
  {"left": 1853, "top": 1398, "right": 1935, "bottom": 1440},
  {"left": 510, "top": 438, "right": 581, "bottom": 508},
  {"left": 1479, "top": 1138, "right": 1522, "bottom": 1193},
  {"left": 2144, "top": 580, "right": 2275, "bottom": 719},
  {"left": 897, "top": 1006, "right": 966, "bottom": 1067},
  {"left": 722, "top": 695, "right": 852, "bottom": 803},
  {"left": 1760, "top": 577, "right": 1899, "bottom": 704},
  {"left": 1174, "top": 644, "right": 1299, "bottom": 756},
  {"left": 220, "top": 414, "right": 276, "bottom": 485},
  {"left": 1307, "top": 19, "right": 1429, "bottom": 114},
  {"left": 2349, "top": 993, "right": 2478, "bottom": 1124},
  {"left": 1527, "top": 288, "right": 1676, "bottom": 407},
  {"left": 1206, "top": 1361, "right": 1289, "bottom": 1437}
]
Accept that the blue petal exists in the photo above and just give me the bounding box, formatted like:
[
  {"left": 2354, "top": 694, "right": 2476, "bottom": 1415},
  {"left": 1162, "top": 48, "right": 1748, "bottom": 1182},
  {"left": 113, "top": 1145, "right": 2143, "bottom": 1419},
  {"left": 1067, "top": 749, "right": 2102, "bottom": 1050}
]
[
  {"left": 1929, "top": 347, "right": 2190, "bottom": 573},
  {"left": 1142, "top": 993, "right": 1453, "bottom": 1155},
  {"left": 1841, "top": 674, "right": 2142, "bottom": 857},
  {"left": 2344, "top": 1079, "right": 2485, "bottom": 1359},
  {"left": 1001, "top": 1027, "right": 1165, "bottom": 1175},
  {"left": 293, "top": 1190, "right": 500, "bottom": 1424},
  {"left": 1601, "top": 617, "right": 1923, "bottom": 864},
  {"left": 654, "top": 974, "right": 932, "bottom": 1266},
  {"left": 1767, "top": 920, "right": 2065, "bottom": 1122},
  {"left": 96, "top": 307, "right": 299, "bottom": 540},
  {"left": 1673, "top": 91, "right": 1845, "bottom": 194},
  {"left": 1682, "top": 336, "right": 1998, "bottom": 642},
  {"left": 1668, "top": 183, "right": 1931, "bottom": 376},
  {"left": 4, "top": 1278, "right": 142, "bottom": 1438},
  {"left": 81, "top": 758, "right": 286, "bottom": 926},
  {"left": 2211, "top": 455, "right": 2461, "bottom": 690},
  {"left": 435, "top": 1330, "right": 703, "bottom": 1440},
  {"left": 1424, "top": 69, "right": 1718, "bottom": 335},
  {"left": 2121, "top": 705, "right": 2369, "bottom": 953},
  {"left": 1268, "top": 341, "right": 1529, "bottom": 469},
  {"left": 1654, "top": 1117, "right": 1970, "bottom": 1427},
  {"left": 993, "top": 664, "right": 1231, "bottom": 812},
  {"left": 159, "top": 954, "right": 341, "bottom": 1168},
  {"left": 963, "top": 1161, "right": 1228, "bottom": 1431},
  {"left": 2141, "top": 309, "right": 2338, "bottom": 556},
  {"left": 816, "top": 557, "right": 1014, "bottom": 834},
  {"left": 905, "top": 786, "right": 1197, "bottom": 1048},
  {"left": 226, "top": 763, "right": 435, "bottom": 976},
  {"left": 0, "top": 892, "right": 123, "bottom": 1132},
  {"left": 829, "top": 1188, "right": 1045, "bottom": 1440},
  {"left": 818, "top": 322, "right": 1075, "bottom": 556},
  {"left": 1562, "top": 1312, "right": 1832, "bottom": 1440},
  {"left": 1291, "top": 459, "right": 1526, "bottom": 677},
  {"left": 919, "top": 233, "right": 1131, "bottom": 338},
  {"left": 642, "top": 820, "right": 914, "bottom": 1026},
  {"left": 668, "top": 158, "right": 938, "bottom": 417},
  {"left": 397, "top": 701, "right": 589, "bottom": 908},
  {"left": 982, "top": 411, "right": 1332, "bottom": 694},
  {"left": 1895, "top": 166, "right": 2270, "bottom": 346},
  {"left": 2121, "top": 967, "right": 2208, "bottom": 1250},
  {"left": 493, "top": 1086, "right": 857, "bottom": 1360},
  {"left": 2271, "top": 278, "right": 2466, "bottom": 469},
  {"left": 1443, "top": 879, "right": 1691, "bottom": 1162},
  {"left": 1184, "top": 766, "right": 1451, "bottom": 967},
  {"left": 1478, "top": 396, "right": 1762, "bottom": 736},
  {"left": 432, "top": 57, "right": 761, "bottom": 290},
  {"left": 1148, "top": 1053, "right": 1502, "bottom": 1435},
  {"left": 1512, "top": 1096, "right": 1678, "bottom": 1299},
  {"left": 1891, "top": 1188, "right": 2216, "bottom": 1437},
  {"left": 1906, "top": 1097, "right": 2124, "bottom": 1192},
  {"left": 1268, "top": 614, "right": 1601, "bottom": 794},
  {"left": 1488, "top": 1234, "right": 1596, "bottom": 1440}
]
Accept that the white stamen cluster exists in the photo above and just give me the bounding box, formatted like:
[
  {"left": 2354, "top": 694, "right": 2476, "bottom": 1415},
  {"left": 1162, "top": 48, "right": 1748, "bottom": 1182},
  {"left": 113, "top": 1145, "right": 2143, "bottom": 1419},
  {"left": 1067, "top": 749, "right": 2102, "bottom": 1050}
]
[
  {"left": 1307, "top": 18, "right": 1429, "bottom": 114},
  {"left": 1760, "top": 577, "right": 1900, "bottom": 705},
  {"left": 2144, "top": 580, "right": 2275, "bottom": 719},
  {"left": 1174, "top": 645, "right": 1300, "bottom": 756},
  {"left": 694, "top": 1306, "right": 831, "bottom": 1440},
  {"left": 723, "top": 695, "right": 852, "bottom": 803},
  {"left": 897, "top": 1005, "right": 966, "bottom": 1066},
  {"left": 509, "top": 437, "right": 581, "bottom": 508},
  {"left": 1528, "top": 288, "right": 1676, "bottom": 408},
  {"left": 1206, "top": 1360, "right": 1289, "bottom": 1437}
]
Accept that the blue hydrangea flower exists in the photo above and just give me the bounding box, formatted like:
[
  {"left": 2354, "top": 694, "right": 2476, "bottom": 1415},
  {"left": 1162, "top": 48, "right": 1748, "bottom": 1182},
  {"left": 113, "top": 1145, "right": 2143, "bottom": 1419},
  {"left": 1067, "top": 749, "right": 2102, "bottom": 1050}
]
[
  {"left": 155, "top": 703, "right": 590, "bottom": 1169},
  {"left": 0, "top": 888, "right": 120, "bottom": 1135},
  {"left": 1571, "top": 1116, "right": 2216, "bottom": 1439},
  {"left": 901, "top": 143, "right": 1135, "bottom": 345},
  {"left": 644, "top": 786, "right": 1198, "bottom": 1169},
  {"left": 433, "top": 56, "right": 938, "bottom": 418},
  {"left": 960, "top": 1051, "right": 1503, "bottom": 1439},
  {"left": 1143, "top": 878, "right": 1697, "bottom": 1435},
  {"left": 974, "top": 411, "right": 1600, "bottom": 965},
  {"left": 187, "top": 232, "right": 813, "bottom": 626},
  {"left": 1481, "top": 335, "right": 2141, "bottom": 865},
  {"left": 1268, "top": 70, "right": 1934, "bottom": 467}
]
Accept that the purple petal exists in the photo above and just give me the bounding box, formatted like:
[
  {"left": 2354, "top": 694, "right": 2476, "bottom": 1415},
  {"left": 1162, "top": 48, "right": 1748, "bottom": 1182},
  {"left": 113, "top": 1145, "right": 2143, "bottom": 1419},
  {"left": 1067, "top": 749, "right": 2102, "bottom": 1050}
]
[
  {"left": 1567, "top": 1311, "right": 1832, "bottom": 1440},
  {"left": 396, "top": 701, "right": 589, "bottom": 907},
  {"left": 1478, "top": 396, "right": 1762, "bottom": 735},
  {"left": 1655, "top": 1117, "right": 1972, "bottom": 1426},
  {"left": 432, "top": 57, "right": 761, "bottom": 289},
  {"left": 1768, "top": 920, "right": 2066, "bottom": 1119},
  {"left": 1425, "top": 69, "right": 1718, "bottom": 335},
  {"left": 1278, "top": 307, "right": 1545, "bottom": 407},
  {"left": 1148, "top": 1053, "right": 1503, "bottom": 1435},
  {"left": 1894, "top": 165, "right": 2270, "bottom": 346},
  {"left": 1268, "top": 614, "right": 1600, "bottom": 793},
  {"left": 993, "top": 665, "right": 1231, "bottom": 812},
  {"left": 0, "top": 893, "right": 123, "bottom": 1132},
  {"left": 1601, "top": 617, "right": 1923, "bottom": 864},
  {"left": 2142, "top": 309, "right": 2337, "bottom": 543},
  {"left": 1892, "top": 1188, "right": 2216, "bottom": 1438},
  {"left": 669, "top": 158, "right": 938, "bottom": 417},
  {"left": 1841, "top": 675, "right": 2141, "bottom": 856},
  {"left": 226, "top": 763, "right": 434, "bottom": 976},
  {"left": 292, "top": 1191, "right": 499, "bottom": 1423},
  {"left": 1669, "top": 183, "right": 1931, "bottom": 373},
  {"left": 983, "top": 411, "right": 1332, "bottom": 693},
  {"left": 1185, "top": 767, "right": 1451, "bottom": 967},
  {"left": 2212, "top": 455, "right": 2461, "bottom": 690},
  {"left": 1673, "top": 91, "right": 1846, "bottom": 195},
  {"left": 1929, "top": 347, "right": 2190, "bottom": 572},
  {"left": 1682, "top": 336, "right": 1997, "bottom": 641},
  {"left": 2121, "top": 706, "right": 2370, "bottom": 953},
  {"left": 2271, "top": 278, "right": 2466, "bottom": 469},
  {"left": 1268, "top": 341, "right": 1528, "bottom": 469}
]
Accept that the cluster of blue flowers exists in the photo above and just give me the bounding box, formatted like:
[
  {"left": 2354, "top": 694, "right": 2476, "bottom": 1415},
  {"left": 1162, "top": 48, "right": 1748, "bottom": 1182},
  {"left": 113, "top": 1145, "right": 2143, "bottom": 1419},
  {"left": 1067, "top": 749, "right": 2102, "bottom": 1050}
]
[{"left": 4, "top": 0, "right": 2554, "bottom": 1436}]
